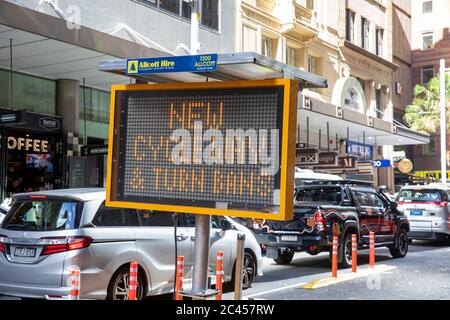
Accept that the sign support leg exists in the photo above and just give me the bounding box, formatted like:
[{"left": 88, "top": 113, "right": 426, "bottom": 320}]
[{"left": 191, "top": 214, "right": 211, "bottom": 298}]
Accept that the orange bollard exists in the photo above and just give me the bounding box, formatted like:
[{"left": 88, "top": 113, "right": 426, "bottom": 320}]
[
  {"left": 128, "top": 262, "right": 138, "bottom": 300},
  {"left": 175, "top": 256, "right": 184, "bottom": 300},
  {"left": 216, "top": 251, "right": 224, "bottom": 300},
  {"left": 369, "top": 231, "right": 375, "bottom": 268},
  {"left": 332, "top": 236, "right": 338, "bottom": 278},
  {"left": 352, "top": 234, "right": 357, "bottom": 273},
  {"left": 69, "top": 267, "right": 80, "bottom": 300}
]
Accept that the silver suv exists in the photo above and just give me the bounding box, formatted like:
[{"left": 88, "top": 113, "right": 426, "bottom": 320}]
[
  {"left": 396, "top": 185, "right": 450, "bottom": 241},
  {"left": 0, "top": 189, "right": 262, "bottom": 300}
]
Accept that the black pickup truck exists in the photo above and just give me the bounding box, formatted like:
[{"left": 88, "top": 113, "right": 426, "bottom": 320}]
[{"left": 263, "top": 180, "right": 410, "bottom": 267}]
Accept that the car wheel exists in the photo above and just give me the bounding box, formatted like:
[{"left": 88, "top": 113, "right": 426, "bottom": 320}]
[
  {"left": 389, "top": 229, "right": 409, "bottom": 258},
  {"left": 273, "top": 250, "right": 294, "bottom": 265},
  {"left": 227, "top": 251, "right": 257, "bottom": 290},
  {"left": 338, "top": 233, "right": 353, "bottom": 268},
  {"left": 107, "top": 265, "right": 145, "bottom": 300}
]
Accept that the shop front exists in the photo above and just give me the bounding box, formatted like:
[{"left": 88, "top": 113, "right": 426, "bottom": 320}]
[{"left": 0, "top": 109, "right": 63, "bottom": 199}]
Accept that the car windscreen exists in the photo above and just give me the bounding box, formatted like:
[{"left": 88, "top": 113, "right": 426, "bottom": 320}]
[
  {"left": 2, "top": 199, "right": 83, "bottom": 231},
  {"left": 295, "top": 187, "right": 344, "bottom": 205},
  {"left": 396, "top": 189, "right": 445, "bottom": 202}
]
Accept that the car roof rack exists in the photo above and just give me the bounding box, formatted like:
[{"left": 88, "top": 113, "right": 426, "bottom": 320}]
[{"left": 299, "top": 180, "right": 374, "bottom": 187}]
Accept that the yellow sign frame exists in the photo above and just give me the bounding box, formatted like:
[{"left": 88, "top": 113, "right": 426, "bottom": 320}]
[{"left": 106, "top": 79, "right": 298, "bottom": 221}]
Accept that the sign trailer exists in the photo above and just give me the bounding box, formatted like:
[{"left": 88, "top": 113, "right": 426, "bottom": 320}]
[{"left": 106, "top": 79, "right": 298, "bottom": 221}]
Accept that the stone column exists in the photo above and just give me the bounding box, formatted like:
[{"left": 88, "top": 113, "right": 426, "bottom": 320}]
[{"left": 56, "top": 79, "right": 80, "bottom": 135}]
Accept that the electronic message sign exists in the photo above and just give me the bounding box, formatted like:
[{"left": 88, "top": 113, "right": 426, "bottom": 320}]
[{"left": 106, "top": 80, "right": 298, "bottom": 220}]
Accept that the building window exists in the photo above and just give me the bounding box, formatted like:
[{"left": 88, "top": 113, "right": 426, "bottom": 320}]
[
  {"left": 421, "top": 66, "right": 435, "bottom": 84},
  {"left": 376, "top": 28, "right": 384, "bottom": 57},
  {"left": 422, "top": 31, "right": 434, "bottom": 50},
  {"left": 159, "top": 0, "right": 180, "bottom": 15},
  {"left": 423, "top": 1, "right": 433, "bottom": 14},
  {"left": 261, "top": 36, "right": 273, "bottom": 58},
  {"left": 80, "top": 87, "right": 111, "bottom": 124},
  {"left": 361, "top": 17, "right": 370, "bottom": 50},
  {"left": 286, "top": 47, "right": 297, "bottom": 66},
  {"left": 306, "top": 0, "right": 314, "bottom": 10},
  {"left": 202, "top": 0, "right": 219, "bottom": 30},
  {"left": 423, "top": 135, "right": 437, "bottom": 155},
  {"left": 0, "top": 69, "right": 56, "bottom": 115},
  {"left": 308, "top": 56, "right": 318, "bottom": 74},
  {"left": 375, "top": 88, "right": 383, "bottom": 119},
  {"left": 139, "top": 0, "right": 219, "bottom": 31},
  {"left": 346, "top": 9, "right": 355, "bottom": 42}
]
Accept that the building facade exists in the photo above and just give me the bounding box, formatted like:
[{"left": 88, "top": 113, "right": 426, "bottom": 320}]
[
  {"left": 411, "top": 0, "right": 450, "bottom": 181},
  {"left": 235, "top": 0, "right": 420, "bottom": 191},
  {"left": 0, "top": 0, "right": 426, "bottom": 198}
]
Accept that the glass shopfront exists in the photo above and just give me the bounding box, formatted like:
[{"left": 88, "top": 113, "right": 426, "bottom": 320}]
[{"left": 0, "top": 110, "right": 63, "bottom": 200}]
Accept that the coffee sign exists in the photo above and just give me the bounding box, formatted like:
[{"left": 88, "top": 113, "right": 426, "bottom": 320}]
[{"left": 7, "top": 136, "right": 49, "bottom": 153}]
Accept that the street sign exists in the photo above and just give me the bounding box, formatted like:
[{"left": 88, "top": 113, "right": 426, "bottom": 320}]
[
  {"left": 372, "top": 160, "right": 391, "bottom": 168},
  {"left": 126, "top": 54, "right": 218, "bottom": 75},
  {"left": 106, "top": 80, "right": 299, "bottom": 221},
  {"left": 81, "top": 145, "right": 109, "bottom": 157},
  {"left": 347, "top": 141, "right": 374, "bottom": 159}
]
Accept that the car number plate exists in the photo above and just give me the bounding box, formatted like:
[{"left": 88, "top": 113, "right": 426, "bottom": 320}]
[
  {"left": 281, "top": 235, "right": 297, "bottom": 242},
  {"left": 14, "top": 247, "right": 36, "bottom": 258},
  {"left": 410, "top": 210, "right": 423, "bottom": 216}
]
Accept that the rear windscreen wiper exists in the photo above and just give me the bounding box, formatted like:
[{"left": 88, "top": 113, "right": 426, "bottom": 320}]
[{"left": 6, "top": 224, "right": 26, "bottom": 230}]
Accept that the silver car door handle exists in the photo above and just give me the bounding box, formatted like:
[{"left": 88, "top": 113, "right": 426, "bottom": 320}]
[{"left": 176, "top": 235, "right": 189, "bottom": 241}]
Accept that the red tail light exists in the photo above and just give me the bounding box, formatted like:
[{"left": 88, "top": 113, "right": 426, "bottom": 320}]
[
  {"left": 439, "top": 202, "right": 448, "bottom": 207},
  {"left": 314, "top": 212, "right": 325, "bottom": 232},
  {"left": 28, "top": 195, "right": 48, "bottom": 199},
  {"left": 0, "top": 236, "right": 7, "bottom": 253},
  {"left": 40, "top": 237, "right": 92, "bottom": 256}
]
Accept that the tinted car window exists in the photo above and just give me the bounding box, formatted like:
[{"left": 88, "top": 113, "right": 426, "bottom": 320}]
[
  {"left": 296, "top": 187, "right": 344, "bottom": 205},
  {"left": 183, "top": 214, "right": 220, "bottom": 228},
  {"left": 138, "top": 210, "right": 175, "bottom": 227},
  {"left": 3, "top": 199, "right": 83, "bottom": 231},
  {"left": 355, "top": 192, "right": 386, "bottom": 208},
  {"left": 93, "top": 206, "right": 138, "bottom": 227},
  {"left": 397, "top": 189, "right": 444, "bottom": 202}
]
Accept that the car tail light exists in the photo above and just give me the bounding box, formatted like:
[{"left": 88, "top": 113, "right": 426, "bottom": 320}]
[
  {"left": 439, "top": 202, "right": 448, "bottom": 207},
  {"left": 314, "top": 212, "right": 324, "bottom": 232},
  {"left": 28, "top": 195, "right": 48, "bottom": 199},
  {"left": 39, "top": 236, "right": 92, "bottom": 256},
  {"left": 0, "top": 236, "right": 7, "bottom": 253}
]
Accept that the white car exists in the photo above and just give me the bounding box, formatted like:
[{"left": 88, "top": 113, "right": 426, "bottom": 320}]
[{"left": 0, "top": 189, "right": 263, "bottom": 300}]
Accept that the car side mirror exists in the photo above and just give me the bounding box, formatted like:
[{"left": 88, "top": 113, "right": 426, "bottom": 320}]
[{"left": 220, "top": 219, "right": 233, "bottom": 231}]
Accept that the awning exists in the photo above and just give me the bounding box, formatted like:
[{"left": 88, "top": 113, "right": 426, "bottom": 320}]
[
  {"left": 98, "top": 51, "right": 328, "bottom": 88},
  {"left": 298, "top": 96, "right": 429, "bottom": 146}
]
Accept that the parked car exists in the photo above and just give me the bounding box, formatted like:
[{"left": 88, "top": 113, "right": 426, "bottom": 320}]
[
  {"left": 396, "top": 185, "right": 450, "bottom": 241},
  {"left": 0, "top": 188, "right": 263, "bottom": 300},
  {"left": 262, "top": 180, "right": 410, "bottom": 267}
]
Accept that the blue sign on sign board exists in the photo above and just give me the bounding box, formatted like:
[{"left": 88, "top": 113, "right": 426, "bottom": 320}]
[
  {"left": 372, "top": 160, "right": 391, "bottom": 168},
  {"left": 126, "top": 54, "right": 218, "bottom": 75},
  {"left": 347, "top": 141, "right": 374, "bottom": 159}
]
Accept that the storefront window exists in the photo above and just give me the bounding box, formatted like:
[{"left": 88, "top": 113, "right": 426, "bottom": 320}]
[
  {"left": 5, "top": 131, "right": 63, "bottom": 197},
  {"left": 80, "top": 87, "right": 110, "bottom": 124},
  {"left": 0, "top": 69, "right": 56, "bottom": 115}
]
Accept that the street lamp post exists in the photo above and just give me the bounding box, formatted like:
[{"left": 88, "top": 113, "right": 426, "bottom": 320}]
[{"left": 440, "top": 59, "right": 447, "bottom": 187}]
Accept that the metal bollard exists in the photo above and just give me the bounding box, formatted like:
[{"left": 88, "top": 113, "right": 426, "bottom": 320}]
[
  {"left": 369, "top": 232, "right": 375, "bottom": 268},
  {"left": 352, "top": 234, "right": 357, "bottom": 273},
  {"left": 234, "top": 234, "right": 245, "bottom": 300},
  {"left": 175, "top": 256, "right": 184, "bottom": 300},
  {"left": 128, "top": 262, "right": 138, "bottom": 300},
  {"left": 332, "top": 236, "right": 338, "bottom": 278},
  {"left": 69, "top": 267, "right": 81, "bottom": 300},
  {"left": 215, "top": 251, "right": 224, "bottom": 300}
]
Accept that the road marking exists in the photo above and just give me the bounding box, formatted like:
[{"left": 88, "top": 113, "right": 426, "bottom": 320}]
[
  {"left": 243, "top": 282, "right": 306, "bottom": 299},
  {"left": 299, "top": 265, "right": 397, "bottom": 290}
]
